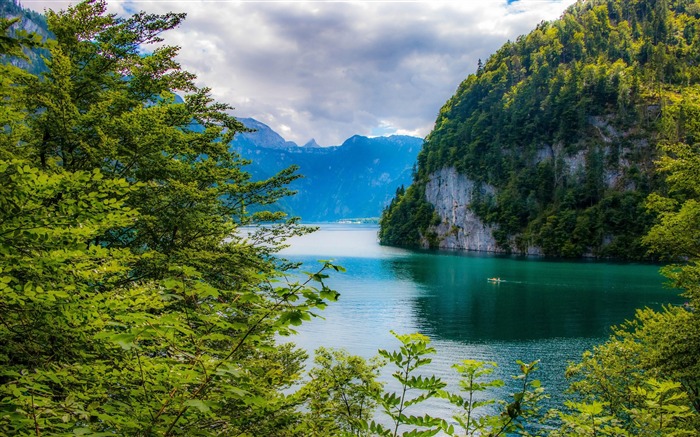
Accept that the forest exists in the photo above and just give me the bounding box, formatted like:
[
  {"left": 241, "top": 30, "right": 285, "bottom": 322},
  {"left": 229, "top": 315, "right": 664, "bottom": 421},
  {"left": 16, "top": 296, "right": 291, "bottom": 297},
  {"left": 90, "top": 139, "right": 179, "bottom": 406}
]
[
  {"left": 0, "top": 0, "right": 699, "bottom": 435},
  {"left": 380, "top": 0, "right": 700, "bottom": 259}
]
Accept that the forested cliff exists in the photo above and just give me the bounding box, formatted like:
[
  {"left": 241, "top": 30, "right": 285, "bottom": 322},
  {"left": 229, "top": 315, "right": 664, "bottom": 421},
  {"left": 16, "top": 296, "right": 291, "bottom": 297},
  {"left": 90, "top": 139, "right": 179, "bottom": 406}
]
[{"left": 380, "top": 0, "right": 700, "bottom": 259}]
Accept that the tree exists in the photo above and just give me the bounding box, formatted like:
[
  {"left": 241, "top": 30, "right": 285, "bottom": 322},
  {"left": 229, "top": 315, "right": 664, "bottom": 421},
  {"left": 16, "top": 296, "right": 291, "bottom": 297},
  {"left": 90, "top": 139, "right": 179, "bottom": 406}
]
[
  {"left": 0, "top": 1, "right": 341, "bottom": 435},
  {"left": 560, "top": 140, "right": 700, "bottom": 434},
  {"left": 643, "top": 141, "right": 700, "bottom": 413},
  {"left": 300, "top": 347, "right": 384, "bottom": 436}
]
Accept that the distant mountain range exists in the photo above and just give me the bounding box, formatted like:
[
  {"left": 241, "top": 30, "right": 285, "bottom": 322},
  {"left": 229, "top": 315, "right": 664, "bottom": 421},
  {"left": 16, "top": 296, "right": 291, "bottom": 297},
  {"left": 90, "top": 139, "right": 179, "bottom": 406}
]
[
  {"left": 231, "top": 118, "right": 422, "bottom": 222},
  {"left": 1, "top": 0, "right": 423, "bottom": 223}
]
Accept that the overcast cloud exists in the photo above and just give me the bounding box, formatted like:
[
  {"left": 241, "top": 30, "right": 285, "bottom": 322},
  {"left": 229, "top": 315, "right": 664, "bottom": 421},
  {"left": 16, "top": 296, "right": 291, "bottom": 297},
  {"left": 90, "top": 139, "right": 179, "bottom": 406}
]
[{"left": 23, "top": 0, "right": 576, "bottom": 146}]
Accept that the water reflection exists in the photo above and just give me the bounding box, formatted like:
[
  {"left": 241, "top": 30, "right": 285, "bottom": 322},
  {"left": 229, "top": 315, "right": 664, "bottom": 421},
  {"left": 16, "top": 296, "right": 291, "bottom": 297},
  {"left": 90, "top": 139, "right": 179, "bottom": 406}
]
[
  {"left": 379, "top": 252, "right": 680, "bottom": 342},
  {"left": 281, "top": 225, "right": 681, "bottom": 347},
  {"left": 280, "top": 225, "right": 684, "bottom": 416}
]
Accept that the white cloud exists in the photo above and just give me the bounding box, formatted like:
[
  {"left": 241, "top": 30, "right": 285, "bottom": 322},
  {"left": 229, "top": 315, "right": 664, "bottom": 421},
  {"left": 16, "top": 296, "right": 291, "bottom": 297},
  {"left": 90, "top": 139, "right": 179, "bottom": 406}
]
[{"left": 21, "top": 0, "right": 576, "bottom": 146}]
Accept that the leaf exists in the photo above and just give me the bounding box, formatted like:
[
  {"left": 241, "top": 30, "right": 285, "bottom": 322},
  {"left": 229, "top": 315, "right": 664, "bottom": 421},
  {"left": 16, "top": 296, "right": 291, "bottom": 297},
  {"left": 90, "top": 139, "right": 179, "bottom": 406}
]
[
  {"left": 183, "top": 399, "right": 211, "bottom": 413},
  {"left": 108, "top": 333, "right": 137, "bottom": 350}
]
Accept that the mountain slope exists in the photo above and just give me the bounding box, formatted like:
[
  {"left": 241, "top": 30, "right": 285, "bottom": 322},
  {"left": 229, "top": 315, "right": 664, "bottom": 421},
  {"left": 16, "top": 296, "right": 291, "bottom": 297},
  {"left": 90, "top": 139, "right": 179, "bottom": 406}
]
[
  {"left": 0, "top": 1, "right": 421, "bottom": 224},
  {"left": 231, "top": 119, "right": 423, "bottom": 222},
  {"left": 380, "top": 0, "right": 700, "bottom": 259},
  {"left": 0, "top": 0, "right": 48, "bottom": 74}
]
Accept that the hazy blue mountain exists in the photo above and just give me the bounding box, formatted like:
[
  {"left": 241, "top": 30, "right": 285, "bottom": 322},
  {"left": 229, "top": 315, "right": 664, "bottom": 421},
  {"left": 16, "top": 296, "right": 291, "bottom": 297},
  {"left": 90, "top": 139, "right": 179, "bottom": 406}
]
[
  {"left": 235, "top": 118, "right": 298, "bottom": 150},
  {"left": 231, "top": 118, "right": 423, "bottom": 222},
  {"left": 0, "top": 1, "right": 422, "bottom": 223}
]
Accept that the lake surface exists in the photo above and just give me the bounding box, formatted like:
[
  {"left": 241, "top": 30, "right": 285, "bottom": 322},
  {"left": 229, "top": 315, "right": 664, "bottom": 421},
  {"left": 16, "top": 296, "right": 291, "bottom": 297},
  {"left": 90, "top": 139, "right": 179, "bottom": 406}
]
[{"left": 278, "top": 223, "right": 683, "bottom": 419}]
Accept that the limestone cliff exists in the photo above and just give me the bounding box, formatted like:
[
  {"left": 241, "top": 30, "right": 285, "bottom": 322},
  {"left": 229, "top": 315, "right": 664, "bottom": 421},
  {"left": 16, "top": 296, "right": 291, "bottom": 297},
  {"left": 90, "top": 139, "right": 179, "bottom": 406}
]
[
  {"left": 418, "top": 111, "right": 651, "bottom": 256},
  {"left": 422, "top": 168, "right": 501, "bottom": 252}
]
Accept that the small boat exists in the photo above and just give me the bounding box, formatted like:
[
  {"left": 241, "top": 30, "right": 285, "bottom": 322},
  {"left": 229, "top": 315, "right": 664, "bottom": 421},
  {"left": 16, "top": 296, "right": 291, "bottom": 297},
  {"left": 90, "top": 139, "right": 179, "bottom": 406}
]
[{"left": 487, "top": 277, "right": 503, "bottom": 283}]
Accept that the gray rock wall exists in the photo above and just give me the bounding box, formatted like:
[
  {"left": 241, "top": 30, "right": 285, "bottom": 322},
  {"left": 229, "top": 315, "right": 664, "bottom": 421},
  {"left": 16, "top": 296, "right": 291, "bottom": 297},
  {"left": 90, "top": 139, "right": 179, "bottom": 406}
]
[
  {"left": 422, "top": 167, "right": 501, "bottom": 252},
  {"left": 420, "top": 115, "right": 644, "bottom": 255}
]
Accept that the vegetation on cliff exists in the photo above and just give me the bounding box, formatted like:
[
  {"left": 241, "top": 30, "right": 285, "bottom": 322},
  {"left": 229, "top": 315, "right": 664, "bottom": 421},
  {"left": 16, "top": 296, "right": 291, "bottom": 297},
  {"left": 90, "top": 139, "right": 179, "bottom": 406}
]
[{"left": 381, "top": 0, "right": 700, "bottom": 259}]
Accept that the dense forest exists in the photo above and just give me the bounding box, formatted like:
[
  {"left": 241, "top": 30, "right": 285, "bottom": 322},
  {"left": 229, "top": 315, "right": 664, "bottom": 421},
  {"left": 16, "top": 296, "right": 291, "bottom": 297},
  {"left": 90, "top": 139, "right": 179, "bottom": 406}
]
[
  {"left": 1, "top": 0, "right": 699, "bottom": 435},
  {"left": 380, "top": 0, "right": 700, "bottom": 259}
]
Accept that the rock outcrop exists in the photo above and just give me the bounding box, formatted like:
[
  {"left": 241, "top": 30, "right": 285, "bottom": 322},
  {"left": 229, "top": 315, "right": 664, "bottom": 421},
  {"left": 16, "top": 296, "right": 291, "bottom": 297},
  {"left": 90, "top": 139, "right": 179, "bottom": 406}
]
[{"left": 422, "top": 168, "right": 500, "bottom": 252}]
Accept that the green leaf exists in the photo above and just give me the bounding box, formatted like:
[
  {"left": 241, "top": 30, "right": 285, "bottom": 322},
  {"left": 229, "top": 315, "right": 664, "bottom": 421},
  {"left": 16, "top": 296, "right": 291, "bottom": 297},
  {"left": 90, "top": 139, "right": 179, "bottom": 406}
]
[{"left": 183, "top": 399, "right": 211, "bottom": 413}]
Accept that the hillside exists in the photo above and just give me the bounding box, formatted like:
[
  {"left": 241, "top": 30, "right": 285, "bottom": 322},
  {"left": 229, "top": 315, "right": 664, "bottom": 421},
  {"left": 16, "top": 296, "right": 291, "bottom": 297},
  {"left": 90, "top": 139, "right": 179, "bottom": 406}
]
[
  {"left": 380, "top": 0, "right": 700, "bottom": 259},
  {"left": 231, "top": 119, "right": 422, "bottom": 222},
  {"left": 0, "top": 0, "right": 48, "bottom": 73}
]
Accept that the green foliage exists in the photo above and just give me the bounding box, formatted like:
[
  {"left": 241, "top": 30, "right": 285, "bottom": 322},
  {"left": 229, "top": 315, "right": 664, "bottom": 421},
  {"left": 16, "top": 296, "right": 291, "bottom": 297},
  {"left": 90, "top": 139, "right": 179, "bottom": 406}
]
[
  {"left": 563, "top": 307, "right": 699, "bottom": 433},
  {"left": 361, "top": 333, "right": 545, "bottom": 437},
  {"left": 627, "top": 379, "right": 695, "bottom": 436},
  {"left": 379, "top": 184, "right": 440, "bottom": 248},
  {"left": 300, "top": 347, "right": 384, "bottom": 436},
  {"left": 0, "top": 1, "right": 340, "bottom": 435},
  {"left": 642, "top": 139, "right": 700, "bottom": 413},
  {"left": 445, "top": 360, "right": 505, "bottom": 436},
  {"left": 444, "top": 359, "right": 545, "bottom": 437},
  {"left": 551, "top": 379, "right": 695, "bottom": 436},
  {"left": 379, "top": 0, "right": 700, "bottom": 259},
  {"left": 292, "top": 334, "right": 551, "bottom": 437},
  {"left": 369, "top": 332, "right": 447, "bottom": 437},
  {"left": 645, "top": 142, "right": 700, "bottom": 264}
]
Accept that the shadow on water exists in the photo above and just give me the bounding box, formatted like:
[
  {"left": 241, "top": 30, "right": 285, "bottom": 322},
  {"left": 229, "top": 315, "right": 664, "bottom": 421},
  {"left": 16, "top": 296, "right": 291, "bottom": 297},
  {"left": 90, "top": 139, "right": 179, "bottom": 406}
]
[
  {"left": 279, "top": 225, "right": 686, "bottom": 421},
  {"left": 383, "top": 251, "right": 681, "bottom": 342}
]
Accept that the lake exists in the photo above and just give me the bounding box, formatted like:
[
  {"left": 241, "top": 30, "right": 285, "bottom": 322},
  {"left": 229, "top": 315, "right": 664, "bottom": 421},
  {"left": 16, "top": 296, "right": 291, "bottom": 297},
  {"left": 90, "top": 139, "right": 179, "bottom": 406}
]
[{"left": 278, "top": 223, "right": 683, "bottom": 420}]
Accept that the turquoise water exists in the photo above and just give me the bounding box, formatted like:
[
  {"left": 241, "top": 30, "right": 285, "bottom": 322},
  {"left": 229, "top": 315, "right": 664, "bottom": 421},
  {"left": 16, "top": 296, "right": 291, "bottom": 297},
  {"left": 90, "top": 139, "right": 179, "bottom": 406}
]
[{"left": 279, "top": 224, "right": 683, "bottom": 418}]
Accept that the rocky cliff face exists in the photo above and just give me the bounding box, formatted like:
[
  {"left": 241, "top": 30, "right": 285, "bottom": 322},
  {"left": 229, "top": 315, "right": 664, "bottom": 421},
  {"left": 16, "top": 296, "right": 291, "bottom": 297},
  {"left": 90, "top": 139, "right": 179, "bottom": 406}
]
[
  {"left": 422, "top": 168, "right": 499, "bottom": 252},
  {"left": 1, "top": 0, "right": 49, "bottom": 74},
  {"left": 422, "top": 167, "right": 545, "bottom": 255},
  {"left": 421, "top": 113, "right": 643, "bottom": 255}
]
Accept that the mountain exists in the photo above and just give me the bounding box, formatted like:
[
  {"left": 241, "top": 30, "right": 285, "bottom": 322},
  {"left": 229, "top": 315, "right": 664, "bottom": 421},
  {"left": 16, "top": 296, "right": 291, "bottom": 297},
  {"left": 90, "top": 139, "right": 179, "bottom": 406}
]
[
  {"left": 379, "top": 0, "right": 700, "bottom": 259},
  {"left": 0, "top": 0, "right": 48, "bottom": 74},
  {"left": 0, "top": 1, "right": 422, "bottom": 223},
  {"left": 231, "top": 118, "right": 423, "bottom": 222},
  {"left": 235, "top": 118, "right": 299, "bottom": 150}
]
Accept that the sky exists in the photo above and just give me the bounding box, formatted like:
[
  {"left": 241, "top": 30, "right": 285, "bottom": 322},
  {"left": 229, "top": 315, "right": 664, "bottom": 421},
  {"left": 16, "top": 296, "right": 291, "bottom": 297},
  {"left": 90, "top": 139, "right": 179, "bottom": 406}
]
[{"left": 22, "top": 0, "right": 577, "bottom": 146}]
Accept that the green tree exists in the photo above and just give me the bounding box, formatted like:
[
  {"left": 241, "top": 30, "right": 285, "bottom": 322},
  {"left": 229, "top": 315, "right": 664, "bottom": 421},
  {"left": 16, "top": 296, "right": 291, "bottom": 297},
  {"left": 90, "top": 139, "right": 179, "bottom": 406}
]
[
  {"left": 445, "top": 360, "right": 505, "bottom": 436},
  {"left": 0, "top": 1, "right": 341, "bottom": 435},
  {"left": 443, "top": 359, "right": 544, "bottom": 437},
  {"left": 643, "top": 141, "right": 700, "bottom": 413},
  {"left": 559, "top": 139, "right": 700, "bottom": 434},
  {"left": 300, "top": 347, "right": 384, "bottom": 436},
  {"left": 369, "top": 332, "right": 448, "bottom": 437}
]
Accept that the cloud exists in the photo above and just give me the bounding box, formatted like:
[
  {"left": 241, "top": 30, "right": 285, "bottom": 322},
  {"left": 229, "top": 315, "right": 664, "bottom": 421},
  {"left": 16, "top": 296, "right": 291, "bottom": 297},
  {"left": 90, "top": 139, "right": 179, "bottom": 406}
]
[{"left": 21, "top": 0, "right": 576, "bottom": 146}]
